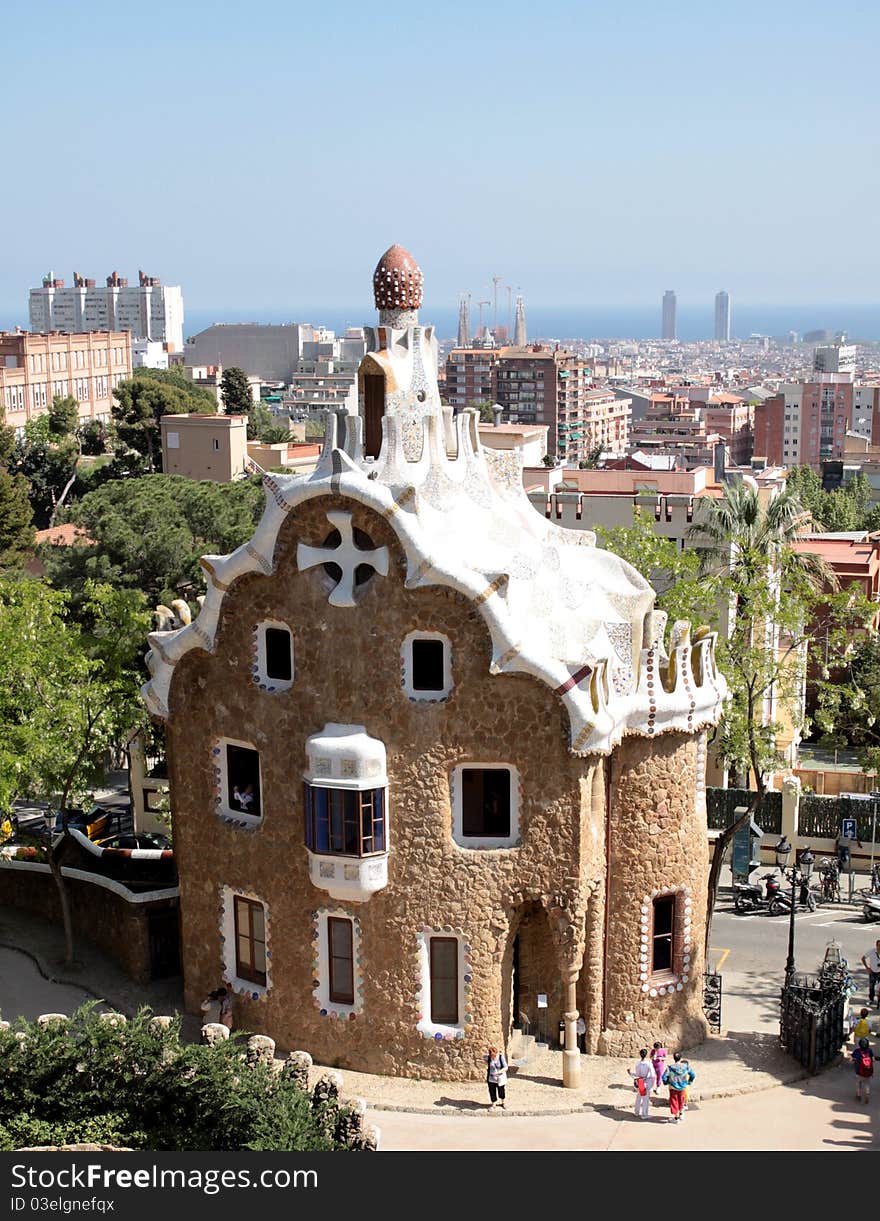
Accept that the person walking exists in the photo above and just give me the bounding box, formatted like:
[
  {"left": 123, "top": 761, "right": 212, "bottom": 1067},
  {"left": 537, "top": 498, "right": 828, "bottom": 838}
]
[
  {"left": 576, "top": 1015, "right": 586, "bottom": 1054},
  {"left": 650, "top": 1041, "right": 668, "bottom": 1095},
  {"left": 662, "top": 1054, "right": 695, "bottom": 1123},
  {"left": 861, "top": 939, "right": 880, "bottom": 1007},
  {"left": 200, "top": 988, "right": 222, "bottom": 1025},
  {"left": 485, "top": 1046, "right": 509, "bottom": 1110},
  {"left": 852, "top": 1008, "right": 871, "bottom": 1043},
  {"left": 852, "top": 1037, "right": 878, "bottom": 1103},
  {"left": 627, "top": 1049, "right": 655, "bottom": 1119},
  {"left": 217, "top": 986, "right": 233, "bottom": 1030}
]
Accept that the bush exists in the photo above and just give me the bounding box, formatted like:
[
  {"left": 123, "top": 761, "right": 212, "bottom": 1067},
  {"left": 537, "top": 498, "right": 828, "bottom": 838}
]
[{"left": 0, "top": 1005, "right": 360, "bottom": 1151}]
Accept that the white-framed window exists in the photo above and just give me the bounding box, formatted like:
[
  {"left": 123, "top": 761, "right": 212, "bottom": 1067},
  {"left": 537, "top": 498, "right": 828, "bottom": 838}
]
[
  {"left": 220, "top": 886, "right": 271, "bottom": 998},
  {"left": 254, "top": 619, "right": 294, "bottom": 692},
  {"left": 450, "top": 763, "right": 520, "bottom": 849},
  {"left": 401, "top": 630, "right": 452, "bottom": 701},
  {"left": 212, "top": 737, "right": 263, "bottom": 827},
  {"left": 416, "top": 929, "right": 469, "bottom": 1039},
  {"left": 313, "top": 908, "right": 363, "bottom": 1016}
]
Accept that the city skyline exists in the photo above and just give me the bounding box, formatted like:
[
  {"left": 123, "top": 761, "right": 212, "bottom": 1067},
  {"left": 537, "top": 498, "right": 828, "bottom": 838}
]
[{"left": 1, "top": 1, "right": 878, "bottom": 311}]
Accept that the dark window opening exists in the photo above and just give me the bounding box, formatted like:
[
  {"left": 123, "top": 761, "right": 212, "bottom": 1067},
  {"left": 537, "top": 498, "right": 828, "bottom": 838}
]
[
  {"left": 227, "top": 744, "right": 261, "bottom": 817},
  {"left": 461, "top": 768, "right": 511, "bottom": 837},
  {"left": 651, "top": 895, "right": 675, "bottom": 973},
  {"left": 412, "top": 637, "right": 446, "bottom": 692},
  {"left": 321, "top": 526, "right": 376, "bottom": 588},
  {"left": 328, "top": 917, "right": 354, "bottom": 1004},
  {"left": 363, "top": 371, "right": 385, "bottom": 459},
  {"left": 304, "top": 784, "right": 386, "bottom": 856},
  {"left": 430, "top": 937, "right": 459, "bottom": 1024},
  {"left": 234, "top": 895, "right": 267, "bottom": 986},
  {"left": 264, "top": 626, "right": 292, "bottom": 681}
]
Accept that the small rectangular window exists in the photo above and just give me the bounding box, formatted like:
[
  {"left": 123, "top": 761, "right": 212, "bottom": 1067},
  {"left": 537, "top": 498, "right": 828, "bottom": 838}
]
[
  {"left": 212, "top": 437, "right": 220, "bottom": 451},
  {"left": 412, "top": 638, "right": 445, "bottom": 691},
  {"left": 651, "top": 895, "right": 675, "bottom": 973},
  {"left": 264, "top": 627, "right": 292, "bottom": 681},
  {"left": 227, "top": 744, "right": 261, "bottom": 817},
  {"left": 234, "top": 895, "right": 267, "bottom": 985},
  {"left": 328, "top": 917, "right": 354, "bottom": 1004},
  {"left": 461, "top": 768, "right": 511, "bottom": 837},
  {"left": 430, "top": 937, "right": 459, "bottom": 1024}
]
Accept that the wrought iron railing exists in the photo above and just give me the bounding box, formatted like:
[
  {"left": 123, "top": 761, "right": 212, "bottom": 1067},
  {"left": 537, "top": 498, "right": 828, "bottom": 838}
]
[{"left": 703, "top": 971, "right": 722, "bottom": 1034}]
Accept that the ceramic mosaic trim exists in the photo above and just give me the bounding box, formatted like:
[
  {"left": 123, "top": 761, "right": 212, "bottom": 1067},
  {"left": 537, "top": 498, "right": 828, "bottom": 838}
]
[
  {"left": 219, "top": 884, "right": 271, "bottom": 1000},
  {"left": 211, "top": 740, "right": 262, "bottom": 831},
  {"left": 400, "top": 630, "right": 453, "bottom": 703},
  {"left": 415, "top": 927, "right": 472, "bottom": 1041},
  {"left": 249, "top": 621, "right": 294, "bottom": 694},
  {"left": 638, "top": 885, "right": 692, "bottom": 997},
  {"left": 310, "top": 906, "right": 364, "bottom": 1019}
]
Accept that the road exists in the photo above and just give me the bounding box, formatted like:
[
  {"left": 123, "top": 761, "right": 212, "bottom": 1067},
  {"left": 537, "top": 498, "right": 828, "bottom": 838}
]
[{"left": 0, "top": 946, "right": 108, "bottom": 1023}]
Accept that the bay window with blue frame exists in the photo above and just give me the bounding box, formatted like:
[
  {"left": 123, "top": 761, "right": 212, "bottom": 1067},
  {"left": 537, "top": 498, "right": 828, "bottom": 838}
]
[{"left": 304, "top": 783, "right": 386, "bottom": 857}]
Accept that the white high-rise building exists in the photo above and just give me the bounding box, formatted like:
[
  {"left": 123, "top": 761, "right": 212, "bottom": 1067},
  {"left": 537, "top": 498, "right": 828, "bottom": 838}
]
[
  {"left": 661, "top": 290, "right": 676, "bottom": 340},
  {"left": 29, "top": 270, "right": 184, "bottom": 352},
  {"left": 714, "top": 290, "right": 731, "bottom": 341}
]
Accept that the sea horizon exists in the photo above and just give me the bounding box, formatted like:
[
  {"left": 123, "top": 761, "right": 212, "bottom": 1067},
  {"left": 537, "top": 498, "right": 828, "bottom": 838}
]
[{"left": 1, "top": 302, "right": 878, "bottom": 345}]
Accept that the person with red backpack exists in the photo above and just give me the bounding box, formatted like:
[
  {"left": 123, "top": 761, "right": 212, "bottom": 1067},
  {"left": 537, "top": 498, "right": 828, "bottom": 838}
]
[{"left": 851, "top": 1037, "right": 878, "bottom": 1103}]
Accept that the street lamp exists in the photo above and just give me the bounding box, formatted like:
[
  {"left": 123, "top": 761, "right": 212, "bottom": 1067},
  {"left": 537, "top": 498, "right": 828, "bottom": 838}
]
[
  {"left": 784, "top": 846, "right": 814, "bottom": 984},
  {"left": 775, "top": 837, "right": 792, "bottom": 871}
]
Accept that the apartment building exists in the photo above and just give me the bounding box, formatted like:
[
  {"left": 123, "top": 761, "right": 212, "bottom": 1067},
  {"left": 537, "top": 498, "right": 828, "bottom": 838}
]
[
  {"left": 628, "top": 393, "right": 720, "bottom": 468},
  {"left": 492, "top": 346, "right": 629, "bottom": 464},
  {"left": 0, "top": 330, "right": 132, "bottom": 437},
  {"left": 443, "top": 348, "right": 497, "bottom": 409},
  {"left": 700, "top": 394, "right": 754, "bottom": 465},
  {"left": 30, "top": 270, "right": 184, "bottom": 352},
  {"left": 754, "top": 375, "right": 859, "bottom": 469}
]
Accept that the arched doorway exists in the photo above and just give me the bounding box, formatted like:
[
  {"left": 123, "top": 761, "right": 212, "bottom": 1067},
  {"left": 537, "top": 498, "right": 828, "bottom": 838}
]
[{"left": 503, "top": 901, "right": 561, "bottom": 1048}]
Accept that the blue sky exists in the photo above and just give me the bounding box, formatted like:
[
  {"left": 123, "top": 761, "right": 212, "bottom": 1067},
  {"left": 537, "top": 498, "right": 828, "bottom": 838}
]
[{"left": 1, "top": 0, "right": 878, "bottom": 313}]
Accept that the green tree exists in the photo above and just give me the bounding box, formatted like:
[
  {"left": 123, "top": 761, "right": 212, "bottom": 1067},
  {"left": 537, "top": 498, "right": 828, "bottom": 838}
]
[
  {"left": 47, "top": 394, "right": 80, "bottom": 440},
  {"left": 814, "top": 633, "right": 880, "bottom": 775},
  {"left": 221, "top": 366, "right": 254, "bottom": 415},
  {"left": 78, "top": 419, "right": 109, "bottom": 456},
  {"left": 247, "top": 401, "right": 274, "bottom": 441},
  {"left": 260, "top": 424, "right": 293, "bottom": 444},
  {"left": 596, "top": 507, "right": 717, "bottom": 628},
  {"left": 0, "top": 577, "right": 148, "bottom": 963},
  {"left": 0, "top": 470, "right": 36, "bottom": 568},
  {"left": 111, "top": 369, "right": 216, "bottom": 472},
  {"left": 691, "top": 480, "right": 873, "bottom": 942},
  {"left": 44, "top": 474, "right": 264, "bottom": 605},
  {"left": 11, "top": 431, "right": 79, "bottom": 528}
]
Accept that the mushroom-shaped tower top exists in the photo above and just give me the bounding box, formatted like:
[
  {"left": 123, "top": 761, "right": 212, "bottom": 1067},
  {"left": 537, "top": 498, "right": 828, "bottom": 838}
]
[{"left": 372, "top": 244, "right": 423, "bottom": 312}]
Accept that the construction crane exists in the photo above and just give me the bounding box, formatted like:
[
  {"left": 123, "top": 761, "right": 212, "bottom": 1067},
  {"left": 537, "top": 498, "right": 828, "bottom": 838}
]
[
  {"left": 477, "top": 299, "right": 491, "bottom": 339},
  {"left": 492, "top": 276, "right": 502, "bottom": 331}
]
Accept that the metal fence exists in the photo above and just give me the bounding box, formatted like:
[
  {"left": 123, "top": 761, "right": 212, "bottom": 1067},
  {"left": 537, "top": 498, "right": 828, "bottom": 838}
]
[
  {"left": 706, "top": 787, "right": 782, "bottom": 835},
  {"left": 779, "top": 964, "right": 849, "bottom": 1074},
  {"left": 798, "top": 793, "right": 878, "bottom": 840},
  {"left": 703, "top": 971, "right": 722, "bottom": 1034}
]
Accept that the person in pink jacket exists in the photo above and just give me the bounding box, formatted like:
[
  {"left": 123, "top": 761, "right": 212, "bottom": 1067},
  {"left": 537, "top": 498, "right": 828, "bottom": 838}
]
[{"left": 650, "top": 1042, "right": 668, "bottom": 1094}]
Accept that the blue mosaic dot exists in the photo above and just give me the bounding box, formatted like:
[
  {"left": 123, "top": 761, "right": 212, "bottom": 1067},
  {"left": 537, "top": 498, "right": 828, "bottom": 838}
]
[
  {"left": 252, "top": 992, "right": 259, "bottom": 1000},
  {"left": 434, "top": 1032, "right": 443, "bottom": 1041},
  {"left": 320, "top": 1008, "right": 327, "bottom": 1017},
  {"left": 463, "top": 974, "right": 472, "bottom": 983}
]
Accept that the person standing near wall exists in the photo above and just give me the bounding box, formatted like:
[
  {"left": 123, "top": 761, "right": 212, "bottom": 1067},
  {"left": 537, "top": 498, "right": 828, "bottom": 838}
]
[
  {"left": 627, "top": 1049, "right": 655, "bottom": 1119},
  {"left": 485, "top": 1046, "right": 509, "bottom": 1110}
]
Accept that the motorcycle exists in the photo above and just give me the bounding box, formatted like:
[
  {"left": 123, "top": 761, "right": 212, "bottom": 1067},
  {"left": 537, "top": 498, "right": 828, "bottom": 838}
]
[
  {"left": 862, "top": 892, "right": 880, "bottom": 922},
  {"left": 768, "top": 874, "right": 819, "bottom": 916},
  {"left": 733, "top": 871, "right": 783, "bottom": 913}
]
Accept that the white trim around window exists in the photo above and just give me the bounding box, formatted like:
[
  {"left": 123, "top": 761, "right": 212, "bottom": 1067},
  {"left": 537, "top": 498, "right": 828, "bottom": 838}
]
[
  {"left": 450, "top": 763, "right": 521, "bottom": 849},
  {"left": 401, "top": 631, "right": 453, "bottom": 701},
  {"left": 212, "top": 737, "right": 263, "bottom": 828},
  {"left": 415, "top": 928, "right": 471, "bottom": 1042},
  {"left": 312, "top": 907, "right": 364, "bottom": 1018},
  {"left": 253, "top": 619, "right": 294, "bottom": 693},
  {"left": 220, "top": 885, "right": 271, "bottom": 999}
]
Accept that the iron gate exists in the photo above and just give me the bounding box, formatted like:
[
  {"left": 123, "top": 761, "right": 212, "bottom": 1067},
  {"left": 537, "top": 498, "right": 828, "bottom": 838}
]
[{"left": 703, "top": 971, "right": 722, "bottom": 1034}]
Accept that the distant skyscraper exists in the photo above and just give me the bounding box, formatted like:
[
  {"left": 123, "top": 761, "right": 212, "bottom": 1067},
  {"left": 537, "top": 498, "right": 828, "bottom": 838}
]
[
  {"left": 661, "top": 290, "right": 676, "bottom": 341},
  {"left": 714, "top": 291, "right": 731, "bottom": 341},
  {"left": 513, "top": 294, "right": 527, "bottom": 346},
  {"left": 457, "top": 294, "right": 471, "bottom": 348}
]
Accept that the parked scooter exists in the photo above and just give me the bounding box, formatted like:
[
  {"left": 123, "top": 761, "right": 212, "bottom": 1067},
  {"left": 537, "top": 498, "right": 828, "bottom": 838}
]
[
  {"left": 733, "top": 871, "right": 783, "bottom": 913},
  {"left": 767, "top": 875, "right": 818, "bottom": 916},
  {"left": 862, "top": 892, "right": 880, "bottom": 922}
]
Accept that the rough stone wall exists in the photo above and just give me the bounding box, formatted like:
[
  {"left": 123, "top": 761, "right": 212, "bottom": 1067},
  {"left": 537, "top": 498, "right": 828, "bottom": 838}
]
[
  {"left": 167, "top": 493, "right": 606, "bottom": 1081},
  {"left": 599, "top": 733, "right": 709, "bottom": 1056},
  {"left": 0, "top": 867, "right": 173, "bottom": 985}
]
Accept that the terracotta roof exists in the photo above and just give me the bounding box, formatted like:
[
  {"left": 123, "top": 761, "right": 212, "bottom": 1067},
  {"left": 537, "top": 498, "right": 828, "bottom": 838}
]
[{"left": 35, "top": 524, "right": 94, "bottom": 547}]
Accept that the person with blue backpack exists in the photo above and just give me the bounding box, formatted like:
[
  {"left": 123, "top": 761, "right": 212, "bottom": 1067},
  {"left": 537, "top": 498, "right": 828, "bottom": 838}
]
[{"left": 662, "top": 1053, "right": 696, "bottom": 1122}]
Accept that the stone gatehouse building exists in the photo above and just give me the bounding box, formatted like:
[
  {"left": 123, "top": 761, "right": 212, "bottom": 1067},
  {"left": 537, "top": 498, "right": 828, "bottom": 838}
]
[{"left": 143, "top": 246, "right": 727, "bottom": 1085}]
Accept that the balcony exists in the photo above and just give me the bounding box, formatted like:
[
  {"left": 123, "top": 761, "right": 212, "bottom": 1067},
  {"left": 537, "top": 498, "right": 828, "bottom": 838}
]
[{"left": 307, "top": 851, "right": 388, "bottom": 902}]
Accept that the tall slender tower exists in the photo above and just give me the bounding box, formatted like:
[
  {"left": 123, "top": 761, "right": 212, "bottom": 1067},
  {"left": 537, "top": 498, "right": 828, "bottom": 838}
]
[
  {"left": 513, "top": 294, "right": 527, "bottom": 347},
  {"left": 714, "top": 291, "right": 731, "bottom": 341},
  {"left": 661, "top": 290, "right": 677, "bottom": 341},
  {"left": 457, "top": 293, "right": 471, "bottom": 348}
]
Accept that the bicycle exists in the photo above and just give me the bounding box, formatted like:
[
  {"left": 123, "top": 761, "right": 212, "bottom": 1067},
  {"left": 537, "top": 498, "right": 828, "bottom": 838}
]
[{"left": 818, "top": 858, "right": 841, "bottom": 904}]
